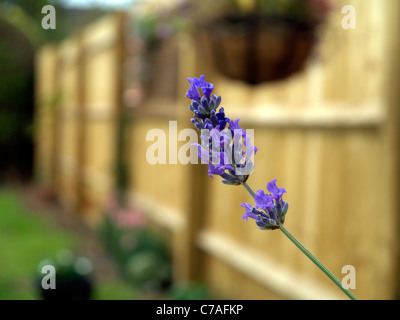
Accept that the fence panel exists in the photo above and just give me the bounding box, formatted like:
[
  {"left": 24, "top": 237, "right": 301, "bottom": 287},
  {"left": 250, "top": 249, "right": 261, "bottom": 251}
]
[
  {"left": 192, "top": 0, "right": 399, "bottom": 300},
  {"left": 34, "top": 45, "right": 59, "bottom": 185}
]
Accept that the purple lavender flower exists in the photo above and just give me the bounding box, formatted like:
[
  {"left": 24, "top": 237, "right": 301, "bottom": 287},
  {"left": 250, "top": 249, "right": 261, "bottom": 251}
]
[
  {"left": 241, "top": 179, "right": 289, "bottom": 230},
  {"left": 192, "top": 125, "right": 255, "bottom": 185},
  {"left": 254, "top": 190, "right": 274, "bottom": 210},
  {"left": 229, "top": 119, "right": 241, "bottom": 132},
  {"left": 215, "top": 107, "right": 229, "bottom": 130},
  {"left": 208, "top": 163, "right": 234, "bottom": 179},
  {"left": 189, "top": 98, "right": 225, "bottom": 130},
  {"left": 187, "top": 75, "right": 225, "bottom": 130},
  {"left": 186, "top": 75, "right": 214, "bottom": 100},
  {"left": 240, "top": 203, "right": 259, "bottom": 221},
  {"left": 267, "top": 179, "right": 287, "bottom": 200},
  {"left": 186, "top": 76, "right": 288, "bottom": 230},
  {"left": 186, "top": 77, "right": 201, "bottom": 100},
  {"left": 187, "top": 75, "right": 256, "bottom": 185},
  {"left": 197, "top": 74, "right": 214, "bottom": 98}
]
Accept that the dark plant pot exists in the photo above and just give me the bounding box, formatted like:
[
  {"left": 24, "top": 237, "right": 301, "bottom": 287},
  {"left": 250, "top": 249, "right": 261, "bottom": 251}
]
[
  {"left": 198, "top": 14, "right": 318, "bottom": 85},
  {"left": 37, "top": 276, "right": 93, "bottom": 300}
]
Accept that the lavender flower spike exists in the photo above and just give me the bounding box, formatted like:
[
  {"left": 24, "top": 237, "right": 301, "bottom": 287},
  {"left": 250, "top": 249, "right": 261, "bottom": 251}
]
[
  {"left": 186, "top": 77, "right": 201, "bottom": 100},
  {"left": 267, "top": 179, "right": 287, "bottom": 200},
  {"left": 186, "top": 75, "right": 215, "bottom": 100},
  {"left": 184, "top": 75, "right": 358, "bottom": 300},
  {"left": 254, "top": 190, "right": 274, "bottom": 211},
  {"left": 187, "top": 75, "right": 255, "bottom": 185},
  {"left": 241, "top": 179, "right": 288, "bottom": 230},
  {"left": 240, "top": 203, "right": 259, "bottom": 221}
]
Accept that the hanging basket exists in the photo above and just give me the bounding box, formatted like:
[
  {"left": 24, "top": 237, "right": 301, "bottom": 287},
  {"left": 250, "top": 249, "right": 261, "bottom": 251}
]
[{"left": 198, "top": 14, "right": 319, "bottom": 85}]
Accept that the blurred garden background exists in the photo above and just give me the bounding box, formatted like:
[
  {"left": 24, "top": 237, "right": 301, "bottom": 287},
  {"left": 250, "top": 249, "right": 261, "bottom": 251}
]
[{"left": 1, "top": 0, "right": 400, "bottom": 300}]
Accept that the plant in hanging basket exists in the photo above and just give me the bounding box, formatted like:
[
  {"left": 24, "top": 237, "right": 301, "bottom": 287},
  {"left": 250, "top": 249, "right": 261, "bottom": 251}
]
[
  {"left": 190, "top": 0, "right": 333, "bottom": 84},
  {"left": 128, "top": 2, "right": 184, "bottom": 89}
]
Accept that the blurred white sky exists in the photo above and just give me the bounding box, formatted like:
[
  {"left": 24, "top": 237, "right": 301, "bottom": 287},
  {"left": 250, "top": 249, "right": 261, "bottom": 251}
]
[{"left": 58, "top": 0, "right": 138, "bottom": 9}]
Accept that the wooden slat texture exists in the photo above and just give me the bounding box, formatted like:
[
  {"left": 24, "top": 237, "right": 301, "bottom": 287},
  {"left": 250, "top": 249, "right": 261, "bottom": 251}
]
[
  {"left": 34, "top": 45, "right": 59, "bottom": 184},
  {"left": 57, "top": 35, "right": 80, "bottom": 210},
  {"left": 35, "top": 13, "right": 124, "bottom": 224},
  {"left": 197, "top": 230, "right": 343, "bottom": 300}
]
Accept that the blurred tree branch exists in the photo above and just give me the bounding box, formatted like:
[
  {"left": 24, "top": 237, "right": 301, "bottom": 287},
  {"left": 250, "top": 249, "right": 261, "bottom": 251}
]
[{"left": 0, "top": 0, "right": 107, "bottom": 47}]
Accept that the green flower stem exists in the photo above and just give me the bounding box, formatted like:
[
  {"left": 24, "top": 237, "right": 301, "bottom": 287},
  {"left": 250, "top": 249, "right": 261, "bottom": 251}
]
[
  {"left": 241, "top": 182, "right": 358, "bottom": 300},
  {"left": 241, "top": 180, "right": 257, "bottom": 198},
  {"left": 279, "top": 224, "right": 357, "bottom": 300}
]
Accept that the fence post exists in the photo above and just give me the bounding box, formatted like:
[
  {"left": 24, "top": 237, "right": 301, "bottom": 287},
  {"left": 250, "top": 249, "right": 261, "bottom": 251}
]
[
  {"left": 51, "top": 49, "right": 62, "bottom": 195},
  {"left": 75, "top": 32, "right": 87, "bottom": 214}
]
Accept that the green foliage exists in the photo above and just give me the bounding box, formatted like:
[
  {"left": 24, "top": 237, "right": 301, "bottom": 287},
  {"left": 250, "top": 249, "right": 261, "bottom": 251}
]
[
  {"left": 132, "top": 3, "right": 184, "bottom": 53},
  {"left": 100, "top": 214, "right": 173, "bottom": 292},
  {"left": 190, "top": 0, "right": 332, "bottom": 26},
  {"left": 0, "top": 189, "right": 137, "bottom": 300},
  {"left": 0, "top": 190, "right": 76, "bottom": 299},
  {"left": 167, "top": 283, "right": 214, "bottom": 300},
  {"left": 0, "top": 0, "right": 106, "bottom": 45}
]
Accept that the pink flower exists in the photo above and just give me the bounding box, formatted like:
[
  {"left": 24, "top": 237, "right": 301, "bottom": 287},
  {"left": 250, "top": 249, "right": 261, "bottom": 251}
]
[{"left": 115, "top": 208, "right": 147, "bottom": 229}]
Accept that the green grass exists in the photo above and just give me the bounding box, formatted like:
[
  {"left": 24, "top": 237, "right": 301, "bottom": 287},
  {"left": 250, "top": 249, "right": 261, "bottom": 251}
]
[{"left": 0, "top": 188, "right": 137, "bottom": 300}]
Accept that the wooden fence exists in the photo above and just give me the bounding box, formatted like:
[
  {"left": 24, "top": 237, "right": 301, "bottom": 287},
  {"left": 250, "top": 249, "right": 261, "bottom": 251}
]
[
  {"left": 34, "top": 0, "right": 400, "bottom": 300},
  {"left": 35, "top": 14, "right": 124, "bottom": 223}
]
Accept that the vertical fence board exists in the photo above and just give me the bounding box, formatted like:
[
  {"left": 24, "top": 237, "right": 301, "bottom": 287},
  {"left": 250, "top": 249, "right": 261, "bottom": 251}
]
[{"left": 34, "top": 45, "right": 58, "bottom": 185}]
